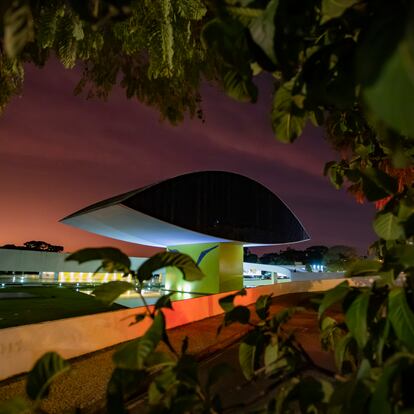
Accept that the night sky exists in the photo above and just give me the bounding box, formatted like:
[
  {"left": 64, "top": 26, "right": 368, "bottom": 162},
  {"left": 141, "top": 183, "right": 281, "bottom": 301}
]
[{"left": 0, "top": 61, "right": 376, "bottom": 257}]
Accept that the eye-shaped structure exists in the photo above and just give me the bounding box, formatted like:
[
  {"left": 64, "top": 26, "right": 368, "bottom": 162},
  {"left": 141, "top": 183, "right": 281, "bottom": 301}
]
[{"left": 61, "top": 171, "right": 309, "bottom": 247}]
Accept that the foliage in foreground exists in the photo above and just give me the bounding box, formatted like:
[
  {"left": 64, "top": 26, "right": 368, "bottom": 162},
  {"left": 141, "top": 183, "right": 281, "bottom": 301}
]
[
  {"left": 1, "top": 0, "right": 414, "bottom": 145},
  {"left": 2, "top": 247, "right": 414, "bottom": 413},
  {"left": 1, "top": 0, "right": 414, "bottom": 413}
]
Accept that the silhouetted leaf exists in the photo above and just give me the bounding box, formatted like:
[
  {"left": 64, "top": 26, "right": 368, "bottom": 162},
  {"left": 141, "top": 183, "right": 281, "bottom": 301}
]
[
  {"left": 129, "top": 313, "right": 146, "bottom": 326},
  {"left": 255, "top": 294, "right": 273, "bottom": 320},
  {"left": 154, "top": 292, "right": 174, "bottom": 311},
  {"left": 26, "top": 352, "right": 69, "bottom": 401},
  {"left": 114, "top": 312, "right": 164, "bottom": 369},
  {"left": 181, "top": 336, "right": 189, "bottom": 354},
  {"left": 138, "top": 252, "right": 204, "bottom": 282},
  {"left": 66, "top": 247, "right": 131, "bottom": 273},
  {"left": 218, "top": 289, "right": 247, "bottom": 312},
  {"left": 388, "top": 288, "right": 414, "bottom": 350},
  {"left": 362, "top": 167, "right": 398, "bottom": 201},
  {"left": 206, "top": 363, "right": 233, "bottom": 391},
  {"left": 93, "top": 281, "right": 135, "bottom": 305},
  {"left": 224, "top": 306, "right": 250, "bottom": 326},
  {"left": 107, "top": 368, "right": 147, "bottom": 414}
]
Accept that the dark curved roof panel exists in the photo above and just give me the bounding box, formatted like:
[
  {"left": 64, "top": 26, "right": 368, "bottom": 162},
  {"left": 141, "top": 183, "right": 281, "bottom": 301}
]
[{"left": 62, "top": 171, "right": 309, "bottom": 246}]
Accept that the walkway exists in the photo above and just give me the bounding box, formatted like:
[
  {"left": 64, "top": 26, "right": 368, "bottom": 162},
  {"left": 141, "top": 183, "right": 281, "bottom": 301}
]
[{"left": 0, "top": 292, "right": 332, "bottom": 413}]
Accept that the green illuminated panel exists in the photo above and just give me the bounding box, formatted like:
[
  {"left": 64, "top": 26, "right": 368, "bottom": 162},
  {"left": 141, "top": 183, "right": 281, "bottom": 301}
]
[{"left": 165, "top": 242, "right": 243, "bottom": 294}]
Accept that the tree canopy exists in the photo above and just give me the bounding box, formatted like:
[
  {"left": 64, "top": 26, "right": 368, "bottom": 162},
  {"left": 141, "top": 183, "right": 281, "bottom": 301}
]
[{"left": 1, "top": 0, "right": 414, "bottom": 206}]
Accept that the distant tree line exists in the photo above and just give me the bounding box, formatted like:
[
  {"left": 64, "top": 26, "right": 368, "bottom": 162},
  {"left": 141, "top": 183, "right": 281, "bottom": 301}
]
[
  {"left": 0, "top": 241, "right": 64, "bottom": 253},
  {"left": 244, "top": 245, "right": 361, "bottom": 272}
]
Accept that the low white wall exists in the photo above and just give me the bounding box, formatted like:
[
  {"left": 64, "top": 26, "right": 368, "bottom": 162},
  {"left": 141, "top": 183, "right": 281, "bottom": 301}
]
[
  {"left": 0, "top": 278, "right": 349, "bottom": 381},
  {"left": 0, "top": 249, "right": 146, "bottom": 273},
  {"left": 291, "top": 271, "right": 345, "bottom": 282},
  {"left": 243, "top": 262, "right": 291, "bottom": 279}
]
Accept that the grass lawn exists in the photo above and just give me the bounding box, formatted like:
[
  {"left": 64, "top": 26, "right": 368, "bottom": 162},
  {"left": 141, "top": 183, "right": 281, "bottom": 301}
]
[{"left": 0, "top": 286, "right": 124, "bottom": 329}]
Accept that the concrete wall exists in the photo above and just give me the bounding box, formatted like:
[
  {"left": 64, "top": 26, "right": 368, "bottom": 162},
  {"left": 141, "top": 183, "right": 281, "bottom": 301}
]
[
  {"left": 291, "top": 271, "right": 345, "bottom": 282},
  {"left": 243, "top": 262, "right": 291, "bottom": 279},
  {"left": 0, "top": 249, "right": 146, "bottom": 273},
  {"left": 0, "top": 278, "right": 357, "bottom": 381}
]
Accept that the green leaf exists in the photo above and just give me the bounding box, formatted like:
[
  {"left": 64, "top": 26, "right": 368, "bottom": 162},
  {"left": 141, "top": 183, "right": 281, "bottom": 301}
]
[
  {"left": 222, "top": 68, "right": 258, "bottom": 103},
  {"left": 318, "top": 281, "right": 349, "bottom": 319},
  {"left": 65, "top": 247, "right": 131, "bottom": 273},
  {"left": 334, "top": 333, "right": 353, "bottom": 371},
  {"left": 148, "top": 367, "right": 176, "bottom": 405},
  {"left": 239, "top": 341, "right": 255, "bottom": 380},
  {"left": 398, "top": 200, "right": 414, "bottom": 220},
  {"left": 92, "top": 281, "right": 135, "bottom": 305},
  {"left": 107, "top": 368, "right": 146, "bottom": 414},
  {"left": 364, "top": 40, "right": 414, "bottom": 137},
  {"left": 345, "top": 291, "right": 370, "bottom": 349},
  {"left": 271, "top": 307, "right": 305, "bottom": 333},
  {"left": 73, "top": 20, "right": 84, "bottom": 40},
  {"left": 264, "top": 338, "right": 279, "bottom": 374},
  {"left": 145, "top": 351, "right": 174, "bottom": 368},
  {"left": 26, "top": 352, "right": 69, "bottom": 401},
  {"left": 393, "top": 245, "right": 414, "bottom": 268},
  {"left": 114, "top": 312, "right": 165, "bottom": 369},
  {"left": 202, "top": 17, "right": 257, "bottom": 102},
  {"left": 4, "top": 0, "right": 34, "bottom": 58},
  {"left": 249, "top": 0, "right": 278, "bottom": 64},
  {"left": 255, "top": 294, "right": 272, "bottom": 320},
  {"left": 373, "top": 212, "right": 404, "bottom": 240},
  {"left": 321, "top": 0, "right": 359, "bottom": 23},
  {"left": 138, "top": 252, "right": 204, "bottom": 282},
  {"left": 356, "top": 358, "right": 371, "bottom": 380},
  {"left": 224, "top": 306, "right": 250, "bottom": 326},
  {"left": 324, "top": 161, "right": 345, "bottom": 189},
  {"left": 388, "top": 288, "right": 414, "bottom": 350},
  {"left": 272, "top": 79, "right": 307, "bottom": 143},
  {"left": 0, "top": 397, "right": 30, "bottom": 414},
  {"left": 369, "top": 362, "right": 402, "bottom": 414},
  {"left": 218, "top": 289, "right": 247, "bottom": 312},
  {"left": 345, "top": 259, "right": 382, "bottom": 277}
]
